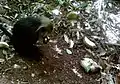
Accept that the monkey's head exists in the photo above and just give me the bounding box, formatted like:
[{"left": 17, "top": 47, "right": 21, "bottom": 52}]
[
  {"left": 35, "top": 15, "right": 53, "bottom": 44},
  {"left": 11, "top": 16, "right": 53, "bottom": 59},
  {"left": 12, "top": 15, "right": 53, "bottom": 45}
]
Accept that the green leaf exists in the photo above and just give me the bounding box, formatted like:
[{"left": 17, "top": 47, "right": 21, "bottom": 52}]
[
  {"left": 56, "top": 0, "right": 65, "bottom": 5},
  {"left": 67, "top": 12, "right": 79, "bottom": 20},
  {"left": 80, "top": 2, "right": 88, "bottom": 9}
]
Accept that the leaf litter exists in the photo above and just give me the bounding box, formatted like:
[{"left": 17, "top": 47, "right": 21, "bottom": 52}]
[{"left": 0, "top": 0, "right": 120, "bottom": 84}]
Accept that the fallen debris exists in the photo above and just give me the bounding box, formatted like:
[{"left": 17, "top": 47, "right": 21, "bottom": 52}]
[
  {"left": 0, "top": 42, "right": 9, "bottom": 49},
  {"left": 69, "top": 39, "right": 74, "bottom": 48},
  {"left": 31, "top": 73, "right": 35, "bottom": 77},
  {"left": 0, "top": 58, "right": 5, "bottom": 63},
  {"left": 72, "top": 68, "right": 82, "bottom": 78},
  {"left": 64, "top": 34, "right": 69, "bottom": 43},
  {"left": 54, "top": 45, "right": 62, "bottom": 54},
  {"left": 80, "top": 58, "right": 102, "bottom": 73},
  {"left": 13, "top": 64, "right": 21, "bottom": 69},
  {"left": 66, "top": 49, "right": 72, "bottom": 55},
  {"left": 83, "top": 36, "right": 96, "bottom": 48}
]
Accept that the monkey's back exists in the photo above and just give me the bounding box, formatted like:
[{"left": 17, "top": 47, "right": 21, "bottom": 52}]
[{"left": 11, "top": 16, "right": 42, "bottom": 59}]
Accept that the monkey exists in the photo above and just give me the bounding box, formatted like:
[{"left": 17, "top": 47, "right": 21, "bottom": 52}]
[{"left": 0, "top": 15, "right": 53, "bottom": 60}]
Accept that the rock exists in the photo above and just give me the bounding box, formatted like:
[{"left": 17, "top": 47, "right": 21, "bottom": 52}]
[{"left": 80, "top": 58, "right": 102, "bottom": 73}]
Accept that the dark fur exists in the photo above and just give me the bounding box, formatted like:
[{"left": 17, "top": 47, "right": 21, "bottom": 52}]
[{"left": 11, "top": 16, "right": 43, "bottom": 60}]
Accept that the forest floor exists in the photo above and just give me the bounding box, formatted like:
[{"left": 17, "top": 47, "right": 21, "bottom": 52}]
[{"left": 0, "top": 36, "right": 101, "bottom": 84}]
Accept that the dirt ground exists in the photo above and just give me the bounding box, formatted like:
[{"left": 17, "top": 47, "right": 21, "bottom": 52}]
[{"left": 0, "top": 35, "right": 101, "bottom": 84}]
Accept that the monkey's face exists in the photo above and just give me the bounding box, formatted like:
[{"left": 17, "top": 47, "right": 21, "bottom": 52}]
[
  {"left": 36, "top": 19, "right": 53, "bottom": 44},
  {"left": 37, "top": 26, "right": 53, "bottom": 44}
]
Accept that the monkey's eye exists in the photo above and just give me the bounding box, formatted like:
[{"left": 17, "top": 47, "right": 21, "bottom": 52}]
[{"left": 43, "top": 36, "right": 50, "bottom": 44}]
